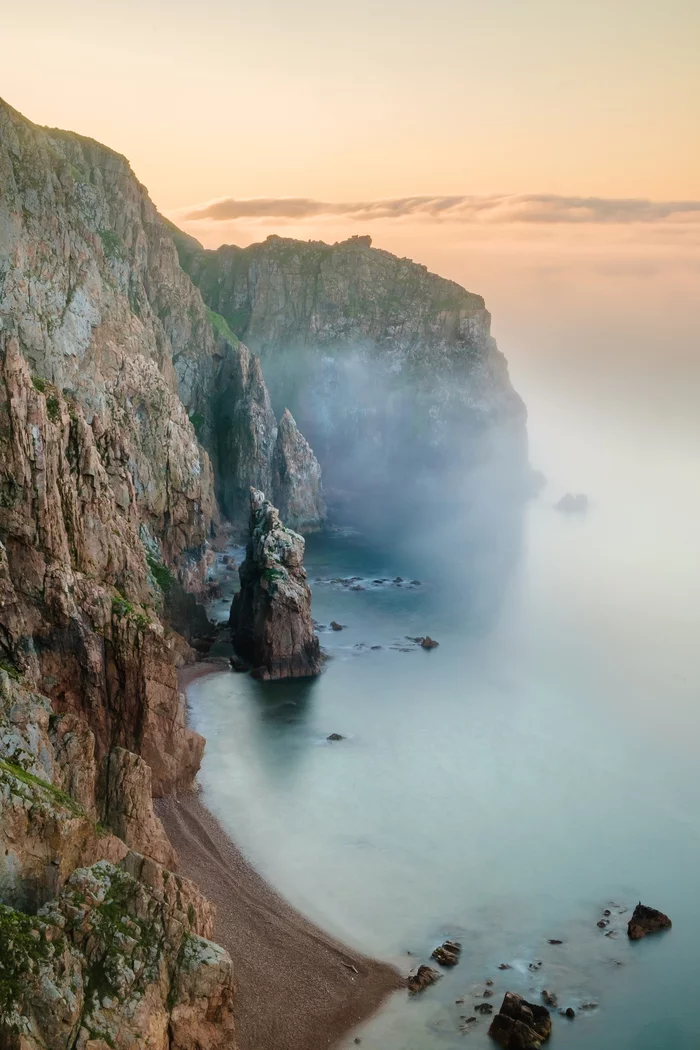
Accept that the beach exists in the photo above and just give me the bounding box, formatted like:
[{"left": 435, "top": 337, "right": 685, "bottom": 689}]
[{"left": 156, "top": 666, "right": 403, "bottom": 1050}]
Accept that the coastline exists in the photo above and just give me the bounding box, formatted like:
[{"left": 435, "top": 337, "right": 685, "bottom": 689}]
[{"left": 158, "top": 665, "right": 404, "bottom": 1050}]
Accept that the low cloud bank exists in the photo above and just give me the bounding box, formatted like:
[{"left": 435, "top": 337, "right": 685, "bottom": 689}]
[{"left": 183, "top": 193, "right": 700, "bottom": 225}]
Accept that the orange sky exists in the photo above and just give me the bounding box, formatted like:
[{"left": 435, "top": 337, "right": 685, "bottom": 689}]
[
  {"left": 5, "top": 0, "right": 699, "bottom": 210},
  {"left": 4, "top": 0, "right": 699, "bottom": 375}
]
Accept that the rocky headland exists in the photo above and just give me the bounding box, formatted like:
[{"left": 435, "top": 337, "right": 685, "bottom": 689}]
[
  {"left": 0, "top": 93, "right": 530, "bottom": 1049},
  {"left": 173, "top": 230, "right": 531, "bottom": 517}
]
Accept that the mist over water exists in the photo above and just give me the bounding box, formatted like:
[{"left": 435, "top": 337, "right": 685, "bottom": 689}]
[{"left": 189, "top": 266, "right": 700, "bottom": 1049}]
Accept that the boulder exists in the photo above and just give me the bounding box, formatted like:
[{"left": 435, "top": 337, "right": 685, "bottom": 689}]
[
  {"left": 431, "top": 939, "right": 461, "bottom": 966},
  {"left": 627, "top": 902, "right": 672, "bottom": 940},
  {"left": 407, "top": 965, "right": 441, "bottom": 993},
  {"left": 420, "top": 636, "right": 440, "bottom": 649},
  {"left": 488, "top": 992, "right": 552, "bottom": 1049}
]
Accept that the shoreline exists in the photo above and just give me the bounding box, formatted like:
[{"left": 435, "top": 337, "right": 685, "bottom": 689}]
[{"left": 159, "top": 664, "right": 404, "bottom": 1050}]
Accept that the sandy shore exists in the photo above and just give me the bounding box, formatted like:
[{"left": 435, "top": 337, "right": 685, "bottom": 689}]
[{"left": 158, "top": 669, "right": 403, "bottom": 1050}]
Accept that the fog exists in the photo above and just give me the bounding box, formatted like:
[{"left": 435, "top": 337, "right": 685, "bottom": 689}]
[{"left": 191, "top": 222, "right": 700, "bottom": 1049}]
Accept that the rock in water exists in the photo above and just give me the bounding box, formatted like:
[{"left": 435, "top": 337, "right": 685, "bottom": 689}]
[
  {"left": 488, "top": 991, "right": 553, "bottom": 1048},
  {"left": 555, "top": 492, "right": 589, "bottom": 514},
  {"left": 407, "top": 965, "right": 441, "bottom": 993},
  {"left": 230, "top": 489, "right": 322, "bottom": 679},
  {"left": 273, "top": 408, "right": 327, "bottom": 533},
  {"left": 627, "top": 902, "right": 672, "bottom": 940}
]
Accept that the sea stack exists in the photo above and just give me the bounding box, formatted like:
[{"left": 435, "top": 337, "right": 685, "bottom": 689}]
[{"left": 231, "top": 488, "right": 322, "bottom": 678}]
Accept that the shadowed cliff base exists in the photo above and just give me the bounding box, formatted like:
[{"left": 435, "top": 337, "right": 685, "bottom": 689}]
[{"left": 156, "top": 791, "right": 404, "bottom": 1050}]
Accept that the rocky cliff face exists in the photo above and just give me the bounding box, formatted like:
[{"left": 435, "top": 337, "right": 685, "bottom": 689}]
[
  {"left": 231, "top": 489, "right": 321, "bottom": 678},
  {"left": 273, "top": 409, "right": 326, "bottom": 533},
  {"left": 0, "top": 670, "right": 234, "bottom": 1049},
  {"left": 174, "top": 231, "right": 529, "bottom": 511}
]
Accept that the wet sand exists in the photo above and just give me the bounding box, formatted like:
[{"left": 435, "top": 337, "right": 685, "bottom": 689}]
[{"left": 158, "top": 669, "right": 403, "bottom": 1050}]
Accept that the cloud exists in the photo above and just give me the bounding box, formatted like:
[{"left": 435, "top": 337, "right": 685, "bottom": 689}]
[{"left": 182, "top": 193, "right": 700, "bottom": 225}]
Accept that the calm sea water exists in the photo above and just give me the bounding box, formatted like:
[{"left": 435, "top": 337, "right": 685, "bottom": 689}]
[{"left": 188, "top": 358, "right": 700, "bottom": 1050}]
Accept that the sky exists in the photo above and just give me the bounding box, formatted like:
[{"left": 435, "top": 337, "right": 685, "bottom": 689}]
[{"left": 4, "top": 0, "right": 699, "bottom": 419}]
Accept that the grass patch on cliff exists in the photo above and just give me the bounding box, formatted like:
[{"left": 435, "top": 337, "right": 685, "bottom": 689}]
[
  {"left": 0, "top": 660, "right": 21, "bottom": 682},
  {"left": 146, "top": 554, "right": 174, "bottom": 594},
  {"left": 31, "top": 374, "right": 46, "bottom": 394},
  {"left": 0, "top": 759, "right": 83, "bottom": 816},
  {"left": 98, "top": 228, "right": 124, "bottom": 260},
  {"left": 205, "top": 307, "right": 238, "bottom": 346},
  {"left": 188, "top": 411, "right": 205, "bottom": 438},
  {"left": 111, "top": 593, "right": 151, "bottom": 630},
  {"left": 0, "top": 905, "right": 54, "bottom": 1020}
]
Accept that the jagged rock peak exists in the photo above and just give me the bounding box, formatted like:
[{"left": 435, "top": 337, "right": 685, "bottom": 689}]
[
  {"left": 273, "top": 408, "right": 326, "bottom": 533},
  {"left": 230, "top": 489, "right": 321, "bottom": 679}
]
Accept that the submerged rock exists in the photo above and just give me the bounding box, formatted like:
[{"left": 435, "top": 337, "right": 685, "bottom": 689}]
[
  {"left": 489, "top": 992, "right": 553, "bottom": 1048},
  {"left": 555, "top": 492, "right": 589, "bottom": 514},
  {"left": 330, "top": 621, "right": 345, "bottom": 631},
  {"left": 272, "top": 408, "right": 327, "bottom": 534},
  {"left": 627, "top": 902, "right": 672, "bottom": 940},
  {"left": 327, "top": 733, "right": 345, "bottom": 741},
  {"left": 230, "top": 489, "right": 321, "bottom": 679},
  {"left": 420, "top": 636, "right": 440, "bottom": 649}
]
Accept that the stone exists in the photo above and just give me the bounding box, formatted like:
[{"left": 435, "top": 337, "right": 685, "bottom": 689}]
[
  {"left": 564, "top": 1008, "right": 575, "bottom": 1019},
  {"left": 420, "top": 636, "right": 439, "bottom": 649},
  {"left": 547, "top": 939, "right": 563, "bottom": 945},
  {"left": 327, "top": 733, "right": 345, "bottom": 741},
  {"left": 541, "top": 990, "right": 558, "bottom": 1008},
  {"left": 475, "top": 1003, "right": 493, "bottom": 1015},
  {"left": 407, "top": 965, "right": 441, "bottom": 993},
  {"left": 431, "top": 939, "right": 462, "bottom": 966},
  {"left": 330, "top": 621, "right": 344, "bottom": 631},
  {"left": 230, "top": 489, "right": 322, "bottom": 678},
  {"left": 627, "top": 902, "right": 672, "bottom": 940},
  {"left": 488, "top": 992, "right": 553, "bottom": 1048}
]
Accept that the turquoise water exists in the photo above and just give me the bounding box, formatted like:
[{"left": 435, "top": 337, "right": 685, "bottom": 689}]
[{"left": 188, "top": 364, "right": 700, "bottom": 1049}]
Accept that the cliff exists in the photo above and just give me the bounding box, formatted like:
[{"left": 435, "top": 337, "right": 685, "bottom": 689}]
[
  {"left": 230, "top": 489, "right": 321, "bottom": 679},
  {"left": 0, "top": 669, "right": 234, "bottom": 1049},
  {"left": 174, "top": 231, "right": 529, "bottom": 509}
]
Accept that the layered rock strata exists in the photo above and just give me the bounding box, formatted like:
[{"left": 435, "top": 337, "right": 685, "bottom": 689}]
[{"left": 230, "top": 489, "right": 321, "bottom": 678}]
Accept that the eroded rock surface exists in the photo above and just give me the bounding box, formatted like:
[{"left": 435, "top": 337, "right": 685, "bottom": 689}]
[
  {"left": 627, "top": 902, "right": 672, "bottom": 940},
  {"left": 273, "top": 409, "right": 326, "bottom": 533},
  {"left": 488, "top": 991, "right": 552, "bottom": 1049},
  {"left": 230, "top": 489, "right": 321, "bottom": 679},
  {"left": 0, "top": 859, "right": 233, "bottom": 1050}
]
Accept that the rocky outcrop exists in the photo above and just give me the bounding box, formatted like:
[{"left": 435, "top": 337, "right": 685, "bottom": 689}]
[
  {"left": 104, "top": 748, "right": 177, "bottom": 869},
  {"left": 174, "top": 231, "right": 529, "bottom": 510},
  {"left": 488, "top": 992, "right": 552, "bottom": 1049},
  {"left": 272, "top": 409, "right": 326, "bottom": 532},
  {"left": 627, "top": 902, "right": 672, "bottom": 940},
  {"left": 230, "top": 489, "right": 321, "bottom": 679},
  {"left": 0, "top": 669, "right": 234, "bottom": 1049},
  {"left": 0, "top": 858, "right": 233, "bottom": 1050}
]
